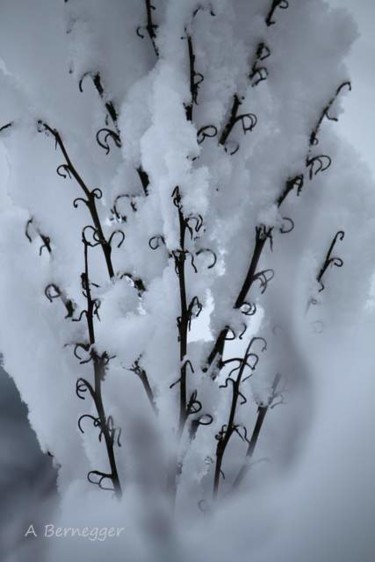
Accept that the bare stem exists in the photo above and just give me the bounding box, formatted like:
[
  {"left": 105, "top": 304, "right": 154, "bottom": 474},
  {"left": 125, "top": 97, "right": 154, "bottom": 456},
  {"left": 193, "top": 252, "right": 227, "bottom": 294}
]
[
  {"left": 173, "top": 188, "right": 190, "bottom": 435},
  {"left": 81, "top": 240, "right": 122, "bottom": 497},
  {"left": 40, "top": 123, "right": 115, "bottom": 279},
  {"left": 232, "top": 373, "right": 282, "bottom": 490}
]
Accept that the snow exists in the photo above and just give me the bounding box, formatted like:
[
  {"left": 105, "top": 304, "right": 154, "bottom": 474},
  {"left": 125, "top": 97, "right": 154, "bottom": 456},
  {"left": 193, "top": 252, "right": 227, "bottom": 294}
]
[{"left": 0, "top": 0, "right": 374, "bottom": 560}]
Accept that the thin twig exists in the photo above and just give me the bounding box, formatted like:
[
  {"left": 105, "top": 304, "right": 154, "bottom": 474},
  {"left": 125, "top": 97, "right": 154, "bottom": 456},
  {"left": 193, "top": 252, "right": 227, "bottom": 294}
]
[{"left": 232, "top": 373, "right": 282, "bottom": 490}]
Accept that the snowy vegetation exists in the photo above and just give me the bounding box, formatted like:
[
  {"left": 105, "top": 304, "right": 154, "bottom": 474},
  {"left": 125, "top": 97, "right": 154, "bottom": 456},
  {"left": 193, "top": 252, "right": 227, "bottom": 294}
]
[{"left": 0, "top": 1, "right": 374, "bottom": 560}]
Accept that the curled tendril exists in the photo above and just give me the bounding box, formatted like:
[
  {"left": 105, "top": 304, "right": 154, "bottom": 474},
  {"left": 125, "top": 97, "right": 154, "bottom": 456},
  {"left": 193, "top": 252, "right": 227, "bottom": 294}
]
[
  {"left": 111, "top": 194, "right": 138, "bottom": 222},
  {"left": 251, "top": 67, "right": 269, "bottom": 87},
  {"left": 279, "top": 216, "right": 295, "bottom": 234},
  {"left": 186, "top": 251, "right": 198, "bottom": 273},
  {"left": 45, "top": 283, "right": 61, "bottom": 302},
  {"left": 221, "top": 337, "right": 267, "bottom": 374},
  {"left": 82, "top": 225, "right": 101, "bottom": 247},
  {"left": 318, "top": 259, "right": 344, "bottom": 293},
  {"left": 224, "top": 327, "right": 236, "bottom": 341},
  {"left": 193, "top": 72, "right": 204, "bottom": 100},
  {"left": 224, "top": 140, "right": 240, "bottom": 156},
  {"left": 236, "top": 113, "right": 257, "bottom": 134},
  {"left": 101, "top": 351, "right": 116, "bottom": 367},
  {"left": 237, "top": 391, "right": 248, "bottom": 406},
  {"left": 57, "top": 164, "right": 72, "bottom": 179},
  {"left": 80, "top": 273, "right": 100, "bottom": 299},
  {"left": 277, "top": 174, "right": 304, "bottom": 207},
  {"left": 108, "top": 230, "right": 125, "bottom": 249},
  {"left": 96, "top": 128, "right": 122, "bottom": 154},
  {"left": 186, "top": 213, "right": 204, "bottom": 235},
  {"left": 256, "top": 224, "right": 274, "bottom": 251},
  {"left": 73, "top": 343, "right": 92, "bottom": 365},
  {"left": 325, "top": 81, "right": 352, "bottom": 121},
  {"left": 25, "top": 220, "right": 52, "bottom": 256},
  {"left": 331, "top": 230, "right": 345, "bottom": 245},
  {"left": 317, "top": 230, "right": 345, "bottom": 292},
  {"left": 329, "top": 256, "right": 344, "bottom": 268},
  {"left": 246, "top": 352, "right": 260, "bottom": 371},
  {"left": 76, "top": 377, "right": 95, "bottom": 401},
  {"left": 106, "top": 416, "right": 122, "bottom": 447},
  {"left": 234, "top": 425, "right": 250, "bottom": 443},
  {"left": 149, "top": 235, "right": 166, "bottom": 250},
  {"left": 78, "top": 72, "right": 94, "bottom": 93},
  {"left": 78, "top": 414, "right": 100, "bottom": 434},
  {"left": 306, "top": 155, "right": 332, "bottom": 179},
  {"left": 215, "top": 424, "right": 228, "bottom": 442},
  {"left": 136, "top": 26, "right": 146, "bottom": 38},
  {"left": 119, "top": 273, "right": 146, "bottom": 295},
  {"left": 312, "top": 320, "right": 325, "bottom": 334},
  {"left": 136, "top": 1, "right": 158, "bottom": 42},
  {"left": 170, "top": 377, "right": 181, "bottom": 390},
  {"left": 240, "top": 302, "right": 257, "bottom": 316},
  {"left": 136, "top": 22, "right": 158, "bottom": 43},
  {"left": 93, "top": 299, "right": 101, "bottom": 321},
  {"left": 72, "top": 309, "right": 87, "bottom": 324},
  {"left": 238, "top": 323, "right": 248, "bottom": 340},
  {"left": 197, "top": 125, "right": 218, "bottom": 145},
  {"left": 223, "top": 323, "right": 248, "bottom": 342},
  {"left": 25, "top": 218, "right": 33, "bottom": 243},
  {"left": 196, "top": 414, "right": 213, "bottom": 426},
  {"left": 253, "top": 269, "right": 275, "bottom": 294},
  {"left": 173, "top": 250, "right": 198, "bottom": 274},
  {"left": 39, "top": 236, "right": 52, "bottom": 256},
  {"left": 170, "top": 359, "right": 195, "bottom": 390},
  {"left": 171, "top": 185, "right": 182, "bottom": 208},
  {"left": 73, "top": 189, "right": 102, "bottom": 209},
  {"left": 250, "top": 336, "right": 268, "bottom": 353},
  {"left": 91, "top": 188, "right": 103, "bottom": 201},
  {"left": 73, "top": 197, "right": 88, "bottom": 209},
  {"left": 87, "top": 471, "right": 115, "bottom": 492},
  {"left": 78, "top": 72, "right": 119, "bottom": 125},
  {"left": 256, "top": 42, "right": 271, "bottom": 62},
  {"left": 266, "top": 0, "right": 289, "bottom": 27},
  {"left": 220, "top": 357, "right": 241, "bottom": 369},
  {"left": 187, "top": 296, "right": 203, "bottom": 329},
  {"left": 187, "top": 390, "right": 202, "bottom": 415},
  {"left": 183, "top": 359, "right": 195, "bottom": 375},
  {"left": 196, "top": 248, "right": 217, "bottom": 269},
  {"left": 310, "top": 81, "right": 352, "bottom": 148},
  {"left": 219, "top": 376, "right": 237, "bottom": 391},
  {"left": 222, "top": 357, "right": 256, "bottom": 381}
]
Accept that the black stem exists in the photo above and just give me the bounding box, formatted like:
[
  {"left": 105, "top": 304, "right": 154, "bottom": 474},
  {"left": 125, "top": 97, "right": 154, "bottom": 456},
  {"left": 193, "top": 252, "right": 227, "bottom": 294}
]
[
  {"left": 213, "top": 338, "right": 263, "bottom": 496},
  {"left": 232, "top": 373, "right": 282, "bottom": 489},
  {"left": 174, "top": 189, "right": 190, "bottom": 435},
  {"left": 219, "top": 94, "right": 242, "bottom": 147},
  {"left": 185, "top": 34, "right": 196, "bottom": 122},
  {"left": 145, "top": 0, "right": 159, "bottom": 56},
  {"left": 41, "top": 123, "right": 115, "bottom": 279},
  {"left": 206, "top": 226, "right": 271, "bottom": 371},
  {"left": 316, "top": 230, "right": 345, "bottom": 293},
  {"left": 81, "top": 239, "right": 122, "bottom": 497}
]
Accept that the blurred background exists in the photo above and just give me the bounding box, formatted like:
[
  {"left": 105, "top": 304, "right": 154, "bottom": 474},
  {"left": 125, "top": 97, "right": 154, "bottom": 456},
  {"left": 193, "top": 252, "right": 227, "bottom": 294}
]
[{"left": 0, "top": 363, "right": 56, "bottom": 559}]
